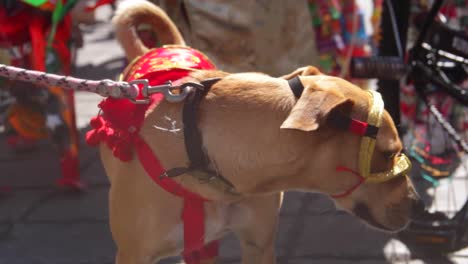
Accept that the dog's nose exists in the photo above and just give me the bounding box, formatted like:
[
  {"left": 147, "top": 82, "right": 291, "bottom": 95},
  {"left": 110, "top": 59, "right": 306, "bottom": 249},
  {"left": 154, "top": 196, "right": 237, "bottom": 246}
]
[{"left": 410, "top": 198, "right": 426, "bottom": 220}]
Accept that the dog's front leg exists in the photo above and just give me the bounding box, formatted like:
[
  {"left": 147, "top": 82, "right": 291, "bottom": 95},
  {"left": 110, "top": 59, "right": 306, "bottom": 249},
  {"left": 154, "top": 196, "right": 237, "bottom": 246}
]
[{"left": 232, "top": 193, "right": 283, "bottom": 264}]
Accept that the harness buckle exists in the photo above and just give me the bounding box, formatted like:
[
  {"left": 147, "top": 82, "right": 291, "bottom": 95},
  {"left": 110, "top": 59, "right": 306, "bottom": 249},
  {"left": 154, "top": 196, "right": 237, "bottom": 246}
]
[{"left": 129, "top": 79, "right": 205, "bottom": 104}]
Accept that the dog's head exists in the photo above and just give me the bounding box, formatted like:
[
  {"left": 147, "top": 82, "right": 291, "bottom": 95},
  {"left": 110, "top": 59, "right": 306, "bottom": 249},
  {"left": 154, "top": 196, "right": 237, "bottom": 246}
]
[{"left": 277, "top": 73, "right": 423, "bottom": 232}]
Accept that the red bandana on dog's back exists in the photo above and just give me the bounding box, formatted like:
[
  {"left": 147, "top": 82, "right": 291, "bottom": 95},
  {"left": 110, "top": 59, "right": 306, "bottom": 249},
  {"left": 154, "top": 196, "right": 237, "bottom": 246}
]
[
  {"left": 124, "top": 45, "right": 215, "bottom": 82},
  {"left": 86, "top": 45, "right": 219, "bottom": 263}
]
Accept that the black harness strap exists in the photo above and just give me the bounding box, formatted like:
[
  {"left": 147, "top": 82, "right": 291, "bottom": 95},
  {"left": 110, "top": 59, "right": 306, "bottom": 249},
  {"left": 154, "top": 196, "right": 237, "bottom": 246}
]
[
  {"left": 163, "top": 78, "right": 237, "bottom": 192},
  {"left": 288, "top": 76, "right": 305, "bottom": 98},
  {"left": 182, "top": 81, "right": 212, "bottom": 170}
]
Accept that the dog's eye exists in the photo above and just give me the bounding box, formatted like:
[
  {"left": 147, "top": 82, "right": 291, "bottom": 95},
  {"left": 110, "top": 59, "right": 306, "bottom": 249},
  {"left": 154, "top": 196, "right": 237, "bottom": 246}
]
[{"left": 383, "top": 152, "right": 396, "bottom": 160}]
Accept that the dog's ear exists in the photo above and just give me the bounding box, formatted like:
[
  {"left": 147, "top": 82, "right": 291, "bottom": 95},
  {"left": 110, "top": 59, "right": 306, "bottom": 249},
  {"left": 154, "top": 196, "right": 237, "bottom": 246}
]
[
  {"left": 280, "top": 66, "right": 322, "bottom": 80},
  {"left": 281, "top": 84, "right": 353, "bottom": 132}
]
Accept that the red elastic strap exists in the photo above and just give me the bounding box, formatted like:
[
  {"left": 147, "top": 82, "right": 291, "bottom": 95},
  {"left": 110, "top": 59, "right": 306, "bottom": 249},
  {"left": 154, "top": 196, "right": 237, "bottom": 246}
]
[
  {"left": 349, "top": 119, "right": 369, "bottom": 136},
  {"left": 330, "top": 166, "right": 366, "bottom": 198},
  {"left": 328, "top": 114, "right": 377, "bottom": 138}
]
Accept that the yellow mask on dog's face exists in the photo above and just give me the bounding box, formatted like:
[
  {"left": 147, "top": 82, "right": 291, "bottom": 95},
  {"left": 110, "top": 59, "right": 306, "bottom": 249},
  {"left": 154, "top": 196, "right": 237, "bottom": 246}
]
[{"left": 359, "top": 91, "right": 411, "bottom": 183}]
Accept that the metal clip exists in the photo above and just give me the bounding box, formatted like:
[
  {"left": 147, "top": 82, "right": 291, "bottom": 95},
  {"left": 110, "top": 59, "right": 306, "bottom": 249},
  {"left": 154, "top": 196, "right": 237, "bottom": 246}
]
[
  {"left": 128, "top": 79, "right": 152, "bottom": 104},
  {"left": 129, "top": 79, "right": 205, "bottom": 104}
]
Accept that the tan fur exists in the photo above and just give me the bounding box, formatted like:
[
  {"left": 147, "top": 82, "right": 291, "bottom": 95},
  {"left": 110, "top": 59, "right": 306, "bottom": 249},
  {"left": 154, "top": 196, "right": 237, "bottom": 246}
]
[
  {"left": 112, "top": 0, "right": 185, "bottom": 61},
  {"left": 103, "top": 2, "right": 421, "bottom": 263}
]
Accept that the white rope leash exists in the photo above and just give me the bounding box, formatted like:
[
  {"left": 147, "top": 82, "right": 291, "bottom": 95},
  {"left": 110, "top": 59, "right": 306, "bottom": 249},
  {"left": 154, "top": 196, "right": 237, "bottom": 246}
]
[
  {"left": 0, "top": 63, "right": 208, "bottom": 104},
  {"left": 0, "top": 63, "right": 138, "bottom": 99}
]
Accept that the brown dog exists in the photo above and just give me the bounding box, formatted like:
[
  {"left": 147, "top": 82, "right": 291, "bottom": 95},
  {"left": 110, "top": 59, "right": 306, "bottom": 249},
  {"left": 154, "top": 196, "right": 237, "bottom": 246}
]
[{"left": 98, "top": 1, "right": 422, "bottom": 263}]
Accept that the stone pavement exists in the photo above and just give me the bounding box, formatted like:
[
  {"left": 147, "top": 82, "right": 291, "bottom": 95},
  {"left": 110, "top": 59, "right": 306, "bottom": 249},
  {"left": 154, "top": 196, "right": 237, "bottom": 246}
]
[{"left": 0, "top": 17, "right": 467, "bottom": 264}]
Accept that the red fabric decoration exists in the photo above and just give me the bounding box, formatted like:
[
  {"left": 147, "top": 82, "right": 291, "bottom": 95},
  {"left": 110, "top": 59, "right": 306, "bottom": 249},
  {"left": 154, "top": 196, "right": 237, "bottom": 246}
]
[
  {"left": 0, "top": 4, "right": 72, "bottom": 73},
  {"left": 86, "top": 46, "right": 218, "bottom": 263},
  {"left": 0, "top": 5, "right": 31, "bottom": 47}
]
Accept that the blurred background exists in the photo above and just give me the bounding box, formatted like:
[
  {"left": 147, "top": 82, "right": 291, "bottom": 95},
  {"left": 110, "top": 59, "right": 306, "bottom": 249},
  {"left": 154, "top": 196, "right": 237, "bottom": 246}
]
[{"left": 0, "top": 0, "right": 467, "bottom": 263}]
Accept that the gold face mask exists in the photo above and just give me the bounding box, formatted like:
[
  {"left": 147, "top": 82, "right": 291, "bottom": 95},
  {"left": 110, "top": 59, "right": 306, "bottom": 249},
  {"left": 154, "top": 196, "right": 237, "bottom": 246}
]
[{"left": 359, "top": 91, "right": 412, "bottom": 183}]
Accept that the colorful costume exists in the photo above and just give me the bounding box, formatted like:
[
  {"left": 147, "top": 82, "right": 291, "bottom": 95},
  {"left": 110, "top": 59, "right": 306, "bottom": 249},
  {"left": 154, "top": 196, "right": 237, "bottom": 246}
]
[
  {"left": 0, "top": 0, "right": 82, "bottom": 188},
  {"left": 307, "top": 0, "right": 381, "bottom": 77}
]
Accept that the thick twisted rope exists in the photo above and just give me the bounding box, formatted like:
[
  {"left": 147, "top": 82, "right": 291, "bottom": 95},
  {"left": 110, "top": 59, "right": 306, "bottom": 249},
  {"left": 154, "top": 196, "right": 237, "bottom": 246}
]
[{"left": 0, "top": 63, "right": 138, "bottom": 99}]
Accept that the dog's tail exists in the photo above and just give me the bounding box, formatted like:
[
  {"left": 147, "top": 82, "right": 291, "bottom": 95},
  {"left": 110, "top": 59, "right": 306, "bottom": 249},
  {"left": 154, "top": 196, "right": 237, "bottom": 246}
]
[{"left": 112, "top": 0, "right": 186, "bottom": 61}]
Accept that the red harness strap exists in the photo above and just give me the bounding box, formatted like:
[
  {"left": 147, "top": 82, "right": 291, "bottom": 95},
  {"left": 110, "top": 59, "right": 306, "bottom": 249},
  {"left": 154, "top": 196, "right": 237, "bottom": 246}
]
[
  {"left": 86, "top": 46, "right": 219, "bottom": 263},
  {"left": 134, "top": 136, "right": 218, "bottom": 261}
]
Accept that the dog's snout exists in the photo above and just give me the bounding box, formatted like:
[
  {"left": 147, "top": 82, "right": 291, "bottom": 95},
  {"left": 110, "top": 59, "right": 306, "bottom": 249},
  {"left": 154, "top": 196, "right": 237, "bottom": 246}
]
[{"left": 410, "top": 198, "right": 426, "bottom": 220}]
